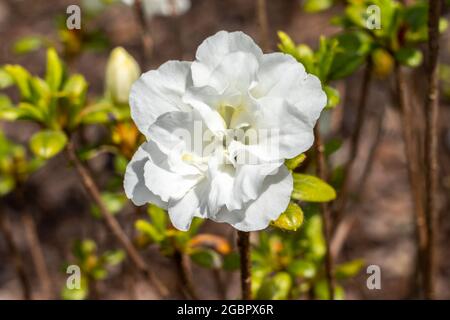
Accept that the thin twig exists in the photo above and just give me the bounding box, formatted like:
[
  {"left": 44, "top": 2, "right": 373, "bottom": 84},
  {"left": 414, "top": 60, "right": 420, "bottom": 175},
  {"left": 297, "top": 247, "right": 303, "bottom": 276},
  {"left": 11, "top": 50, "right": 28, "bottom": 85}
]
[
  {"left": 213, "top": 268, "right": 227, "bottom": 299},
  {"left": 65, "top": 140, "right": 168, "bottom": 298},
  {"left": 0, "top": 211, "right": 32, "bottom": 299},
  {"left": 174, "top": 249, "right": 199, "bottom": 299},
  {"left": 257, "top": 0, "right": 270, "bottom": 52},
  {"left": 314, "top": 124, "right": 336, "bottom": 299},
  {"left": 423, "top": 0, "right": 441, "bottom": 300},
  {"left": 20, "top": 210, "right": 53, "bottom": 299},
  {"left": 133, "top": 0, "right": 153, "bottom": 68},
  {"left": 394, "top": 62, "right": 427, "bottom": 298},
  {"left": 237, "top": 231, "right": 251, "bottom": 300},
  {"left": 334, "top": 61, "right": 372, "bottom": 228}
]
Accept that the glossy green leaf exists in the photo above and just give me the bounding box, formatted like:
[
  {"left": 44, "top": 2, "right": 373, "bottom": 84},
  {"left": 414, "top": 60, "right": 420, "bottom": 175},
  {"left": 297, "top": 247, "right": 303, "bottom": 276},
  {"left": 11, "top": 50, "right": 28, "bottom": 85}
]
[
  {"left": 256, "top": 272, "right": 292, "bottom": 300},
  {"left": 395, "top": 47, "right": 423, "bottom": 68},
  {"left": 135, "top": 219, "right": 165, "bottom": 243},
  {"left": 3, "top": 65, "right": 32, "bottom": 100},
  {"left": 271, "top": 202, "right": 304, "bottom": 231},
  {"left": 335, "top": 259, "right": 365, "bottom": 279},
  {"left": 287, "top": 260, "right": 316, "bottom": 279},
  {"left": 324, "top": 85, "right": 340, "bottom": 108},
  {"left": 29, "top": 130, "right": 67, "bottom": 159},
  {"left": 303, "top": 0, "right": 333, "bottom": 13},
  {"left": 285, "top": 153, "right": 306, "bottom": 171},
  {"left": 190, "top": 248, "right": 222, "bottom": 269},
  {"left": 13, "top": 36, "right": 43, "bottom": 54},
  {"left": 45, "top": 48, "right": 64, "bottom": 91},
  {"left": 291, "top": 173, "right": 336, "bottom": 202},
  {"left": 0, "top": 68, "right": 14, "bottom": 89}
]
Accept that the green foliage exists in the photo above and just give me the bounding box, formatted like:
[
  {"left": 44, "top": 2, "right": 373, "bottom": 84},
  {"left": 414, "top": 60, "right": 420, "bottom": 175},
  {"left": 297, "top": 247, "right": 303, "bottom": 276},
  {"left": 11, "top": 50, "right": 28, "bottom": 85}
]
[
  {"left": 13, "top": 36, "right": 44, "bottom": 55},
  {"left": 303, "top": 0, "right": 334, "bottom": 13},
  {"left": 271, "top": 202, "right": 304, "bottom": 231},
  {"left": 285, "top": 153, "right": 306, "bottom": 171},
  {"left": 256, "top": 272, "right": 292, "bottom": 300},
  {"left": 62, "top": 239, "right": 125, "bottom": 300},
  {"left": 291, "top": 173, "right": 336, "bottom": 202},
  {"left": 29, "top": 130, "right": 67, "bottom": 159},
  {"left": 90, "top": 192, "right": 127, "bottom": 218}
]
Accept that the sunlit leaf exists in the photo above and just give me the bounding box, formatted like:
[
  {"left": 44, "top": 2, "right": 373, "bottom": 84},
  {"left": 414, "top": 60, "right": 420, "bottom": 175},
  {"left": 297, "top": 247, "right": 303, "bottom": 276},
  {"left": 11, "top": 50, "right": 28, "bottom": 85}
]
[
  {"left": 335, "top": 259, "right": 365, "bottom": 279},
  {"left": 29, "top": 130, "right": 67, "bottom": 159},
  {"left": 13, "top": 36, "right": 43, "bottom": 55},
  {"left": 45, "top": 48, "right": 64, "bottom": 91},
  {"left": 291, "top": 173, "right": 336, "bottom": 202},
  {"left": 287, "top": 259, "right": 316, "bottom": 279},
  {"left": 271, "top": 202, "right": 304, "bottom": 231},
  {"left": 285, "top": 153, "right": 306, "bottom": 171},
  {"left": 256, "top": 272, "right": 292, "bottom": 300}
]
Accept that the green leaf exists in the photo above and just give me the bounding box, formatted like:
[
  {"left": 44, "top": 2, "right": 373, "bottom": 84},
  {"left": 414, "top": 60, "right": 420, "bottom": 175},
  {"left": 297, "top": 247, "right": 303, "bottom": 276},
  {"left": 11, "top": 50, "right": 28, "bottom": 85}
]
[
  {"left": 335, "top": 259, "right": 365, "bottom": 279},
  {"left": 73, "top": 239, "right": 97, "bottom": 261},
  {"left": 61, "top": 276, "right": 88, "bottom": 300},
  {"left": 13, "top": 36, "right": 43, "bottom": 55},
  {"left": 190, "top": 248, "right": 222, "bottom": 269},
  {"left": 314, "top": 280, "right": 345, "bottom": 300},
  {"left": 3, "top": 65, "right": 32, "bottom": 100},
  {"left": 324, "top": 85, "right": 340, "bottom": 109},
  {"left": 223, "top": 252, "right": 240, "bottom": 271},
  {"left": 287, "top": 260, "right": 316, "bottom": 279},
  {"left": 147, "top": 204, "right": 168, "bottom": 234},
  {"left": 271, "top": 202, "right": 304, "bottom": 231},
  {"left": 29, "top": 130, "right": 67, "bottom": 159},
  {"left": 285, "top": 153, "right": 306, "bottom": 171},
  {"left": 291, "top": 173, "right": 336, "bottom": 202},
  {"left": 135, "top": 219, "right": 165, "bottom": 243},
  {"left": 0, "top": 68, "right": 14, "bottom": 89},
  {"left": 256, "top": 272, "right": 292, "bottom": 300},
  {"left": 102, "top": 250, "right": 125, "bottom": 266},
  {"left": 0, "top": 175, "right": 15, "bottom": 196},
  {"left": 395, "top": 48, "right": 423, "bottom": 68},
  {"left": 303, "top": 0, "right": 333, "bottom": 13},
  {"left": 45, "top": 48, "right": 64, "bottom": 91},
  {"left": 63, "top": 74, "right": 88, "bottom": 107},
  {"left": 91, "top": 192, "right": 126, "bottom": 218}
]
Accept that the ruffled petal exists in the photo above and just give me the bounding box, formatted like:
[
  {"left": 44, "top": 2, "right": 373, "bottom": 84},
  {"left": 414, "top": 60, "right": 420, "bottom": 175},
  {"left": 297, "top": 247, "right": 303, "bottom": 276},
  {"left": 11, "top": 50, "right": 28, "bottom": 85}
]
[{"left": 130, "top": 61, "right": 192, "bottom": 139}]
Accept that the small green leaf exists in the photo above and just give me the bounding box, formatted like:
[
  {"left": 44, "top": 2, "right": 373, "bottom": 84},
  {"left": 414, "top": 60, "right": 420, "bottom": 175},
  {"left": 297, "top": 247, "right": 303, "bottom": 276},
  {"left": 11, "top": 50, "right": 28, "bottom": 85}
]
[
  {"left": 61, "top": 276, "right": 88, "bottom": 300},
  {"left": 102, "top": 250, "right": 125, "bottom": 266},
  {"left": 335, "top": 259, "right": 365, "bottom": 279},
  {"left": 287, "top": 260, "right": 316, "bottom": 279},
  {"left": 256, "top": 272, "right": 292, "bottom": 300},
  {"left": 29, "top": 130, "right": 67, "bottom": 159},
  {"left": 147, "top": 204, "right": 168, "bottom": 234},
  {"left": 3, "top": 65, "right": 32, "bottom": 100},
  {"left": 291, "top": 173, "right": 336, "bottom": 202},
  {"left": 324, "top": 85, "right": 340, "bottom": 109},
  {"left": 303, "top": 0, "right": 333, "bottom": 13},
  {"left": 271, "top": 202, "right": 304, "bottom": 231},
  {"left": 190, "top": 248, "right": 222, "bottom": 269},
  {"left": 285, "top": 153, "right": 306, "bottom": 171},
  {"left": 223, "top": 252, "right": 240, "bottom": 271},
  {"left": 91, "top": 192, "right": 126, "bottom": 218},
  {"left": 0, "top": 68, "right": 14, "bottom": 89},
  {"left": 314, "top": 280, "right": 345, "bottom": 300},
  {"left": 395, "top": 48, "right": 423, "bottom": 68},
  {"left": 135, "top": 219, "right": 165, "bottom": 243},
  {"left": 0, "top": 175, "right": 15, "bottom": 196},
  {"left": 13, "top": 36, "right": 43, "bottom": 55},
  {"left": 45, "top": 48, "right": 64, "bottom": 91}
]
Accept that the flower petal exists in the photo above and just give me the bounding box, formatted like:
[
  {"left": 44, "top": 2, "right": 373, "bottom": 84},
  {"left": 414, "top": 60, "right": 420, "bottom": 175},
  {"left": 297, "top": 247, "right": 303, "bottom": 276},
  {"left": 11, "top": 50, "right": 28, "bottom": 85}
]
[
  {"left": 130, "top": 61, "right": 192, "bottom": 139},
  {"left": 213, "top": 165, "right": 293, "bottom": 231},
  {"left": 123, "top": 142, "right": 167, "bottom": 208},
  {"left": 252, "top": 52, "right": 326, "bottom": 124},
  {"left": 191, "top": 31, "right": 263, "bottom": 87}
]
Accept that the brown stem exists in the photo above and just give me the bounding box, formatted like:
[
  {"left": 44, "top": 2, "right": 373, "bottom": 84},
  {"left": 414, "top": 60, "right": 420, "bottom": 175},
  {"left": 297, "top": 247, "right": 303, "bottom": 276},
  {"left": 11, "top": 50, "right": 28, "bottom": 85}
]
[
  {"left": 0, "top": 211, "right": 32, "bottom": 299},
  {"left": 213, "top": 268, "right": 226, "bottom": 299},
  {"left": 237, "top": 231, "right": 251, "bottom": 300},
  {"left": 314, "top": 124, "right": 336, "bottom": 299},
  {"left": 334, "top": 61, "right": 372, "bottom": 227},
  {"left": 173, "top": 249, "right": 199, "bottom": 299},
  {"left": 423, "top": 0, "right": 441, "bottom": 300},
  {"left": 394, "top": 62, "right": 427, "bottom": 298},
  {"left": 133, "top": 0, "right": 153, "bottom": 68},
  {"left": 20, "top": 210, "right": 53, "bottom": 299},
  {"left": 65, "top": 140, "right": 168, "bottom": 298},
  {"left": 257, "top": 0, "right": 270, "bottom": 52}
]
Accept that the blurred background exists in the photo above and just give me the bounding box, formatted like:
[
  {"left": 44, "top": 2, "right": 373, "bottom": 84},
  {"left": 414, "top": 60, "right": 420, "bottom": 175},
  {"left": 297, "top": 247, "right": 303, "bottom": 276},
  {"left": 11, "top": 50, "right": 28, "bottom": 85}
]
[{"left": 0, "top": 0, "right": 449, "bottom": 300}]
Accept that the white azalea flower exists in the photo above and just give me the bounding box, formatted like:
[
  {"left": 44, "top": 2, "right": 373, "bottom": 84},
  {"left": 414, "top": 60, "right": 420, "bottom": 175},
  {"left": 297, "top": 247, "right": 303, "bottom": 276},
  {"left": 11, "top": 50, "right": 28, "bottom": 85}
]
[
  {"left": 124, "top": 31, "right": 326, "bottom": 231},
  {"left": 122, "top": 0, "right": 191, "bottom": 17}
]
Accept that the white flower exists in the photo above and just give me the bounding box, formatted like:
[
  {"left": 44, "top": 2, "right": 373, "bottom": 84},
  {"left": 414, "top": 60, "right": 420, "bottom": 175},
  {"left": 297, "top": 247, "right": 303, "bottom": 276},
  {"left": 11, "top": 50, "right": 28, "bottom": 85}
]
[
  {"left": 122, "top": 0, "right": 191, "bottom": 18},
  {"left": 124, "top": 31, "right": 326, "bottom": 231}
]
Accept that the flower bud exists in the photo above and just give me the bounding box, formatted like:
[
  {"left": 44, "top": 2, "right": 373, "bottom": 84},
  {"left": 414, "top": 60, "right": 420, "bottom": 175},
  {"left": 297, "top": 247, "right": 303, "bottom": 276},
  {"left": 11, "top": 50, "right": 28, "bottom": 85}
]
[{"left": 105, "top": 47, "right": 140, "bottom": 105}]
